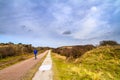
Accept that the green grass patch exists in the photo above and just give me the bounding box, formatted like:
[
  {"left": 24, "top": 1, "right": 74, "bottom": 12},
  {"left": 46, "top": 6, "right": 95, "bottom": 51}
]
[
  {"left": 52, "top": 45, "right": 120, "bottom": 80},
  {"left": 77, "top": 46, "right": 120, "bottom": 80},
  {"left": 52, "top": 53, "right": 82, "bottom": 80}
]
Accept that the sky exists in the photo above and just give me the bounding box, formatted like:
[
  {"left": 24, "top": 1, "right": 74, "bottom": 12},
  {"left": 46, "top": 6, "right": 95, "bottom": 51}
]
[{"left": 0, "top": 0, "right": 120, "bottom": 47}]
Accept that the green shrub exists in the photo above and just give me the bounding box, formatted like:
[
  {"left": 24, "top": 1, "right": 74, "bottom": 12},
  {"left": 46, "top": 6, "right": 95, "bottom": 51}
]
[{"left": 100, "top": 40, "right": 118, "bottom": 46}]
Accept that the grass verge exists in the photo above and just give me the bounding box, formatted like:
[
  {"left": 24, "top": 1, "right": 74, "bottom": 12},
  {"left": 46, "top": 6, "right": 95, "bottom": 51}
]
[
  {"left": 52, "top": 53, "right": 81, "bottom": 80},
  {"left": 52, "top": 46, "right": 120, "bottom": 80}
]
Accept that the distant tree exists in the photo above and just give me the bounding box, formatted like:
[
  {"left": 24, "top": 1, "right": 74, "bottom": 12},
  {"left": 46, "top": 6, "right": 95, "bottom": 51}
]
[
  {"left": 0, "top": 43, "right": 5, "bottom": 45},
  {"left": 18, "top": 43, "right": 22, "bottom": 45},
  {"left": 8, "top": 42, "right": 14, "bottom": 45},
  {"left": 100, "top": 40, "right": 118, "bottom": 46}
]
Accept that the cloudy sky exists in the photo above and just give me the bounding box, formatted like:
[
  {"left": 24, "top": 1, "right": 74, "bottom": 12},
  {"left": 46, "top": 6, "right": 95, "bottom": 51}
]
[{"left": 0, "top": 0, "right": 120, "bottom": 47}]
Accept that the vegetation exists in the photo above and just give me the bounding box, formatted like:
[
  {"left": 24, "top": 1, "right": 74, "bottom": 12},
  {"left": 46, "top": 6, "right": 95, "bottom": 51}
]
[
  {"left": 52, "top": 45, "right": 95, "bottom": 59},
  {"left": 100, "top": 40, "right": 119, "bottom": 46},
  {"left": 0, "top": 42, "right": 49, "bottom": 59},
  {"left": 76, "top": 45, "right": 120, "bottom": 80},
  {"left": 52, "top": 44, "right": 120, "bottom": 80},
  {"left": 0, "top": 42, "right": 33, "bottom": 59},
  {"left": 52, "top": 53, "right": 83, "bottom": 80}
]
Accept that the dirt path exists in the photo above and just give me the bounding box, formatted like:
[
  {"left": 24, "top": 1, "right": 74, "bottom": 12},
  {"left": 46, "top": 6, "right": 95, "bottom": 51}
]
[
  {"left": 0, "top": 50, "right": 48, "bottom": 80},
  {"left": 32, "top": 50, "right": 52, "bottom": 80}
]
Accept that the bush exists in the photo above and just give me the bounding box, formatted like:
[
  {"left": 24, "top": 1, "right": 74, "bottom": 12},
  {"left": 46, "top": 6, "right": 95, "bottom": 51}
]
[
  {"left": 0, "top": 46, "right": 15, "bottom": 58},
  {"left": 100, "top": 40, "right": 118, "bottom": 46},
  {"left": 53, "top": 45, "right": 95, "bottom": 59},
  {"left": 0, "top": 43, "right": 34, "bottom": 59}
]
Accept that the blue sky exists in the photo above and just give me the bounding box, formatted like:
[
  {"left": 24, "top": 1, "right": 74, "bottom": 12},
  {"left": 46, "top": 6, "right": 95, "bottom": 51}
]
[{"left": 0, "top": 0, "right": 120, "bottom": 47}]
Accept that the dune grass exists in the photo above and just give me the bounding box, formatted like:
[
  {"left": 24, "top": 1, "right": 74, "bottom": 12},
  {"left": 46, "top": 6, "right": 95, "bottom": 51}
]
[
  {"left": 52, "top": 53, "right": 81, "bottom": 80},
  {"left": 77, "top": 45, "right": 120, "bottom": 80},
  {"left": 52, "top": 45, "right": 120, "bottom": 80}
]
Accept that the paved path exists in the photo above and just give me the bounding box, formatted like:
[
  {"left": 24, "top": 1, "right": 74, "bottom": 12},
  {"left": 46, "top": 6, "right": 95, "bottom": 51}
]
[
  {"left": 32, "top": 50, "right": 52, "bottom": 80},
  {"left": 0, "top": 51, "right": 48, "bottom": 80}
]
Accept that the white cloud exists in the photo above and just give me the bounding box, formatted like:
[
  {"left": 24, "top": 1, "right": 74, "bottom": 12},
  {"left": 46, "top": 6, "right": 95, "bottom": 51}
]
[
  {"left": 51, "top": 3, "right": 72, "bottom": 21},
  {"left": 1, "top": 0, "right": 120, "bottom": 47},
  {"left": 91, "top": 6, "right": 97, "bottom": 12},
  {"left": 49, "top": 3, "right": 73, "bottom": 34},
  {"left": 71, "top": 5, "right": 110, "bottom": 40},
  {"left": 72, "top": 18, "right": 99, "bottom": 39}
]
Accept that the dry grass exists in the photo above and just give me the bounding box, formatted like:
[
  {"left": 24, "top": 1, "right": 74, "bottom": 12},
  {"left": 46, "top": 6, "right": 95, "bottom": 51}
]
[
  {"left": 0, "top": 44, "right": 33, "bottom": 59},
  {"left": 53, "top": 53, "right": 66, "bottom": 60},
  {"left": 52, "top": 45, "right": 120, "bottom": 80}
]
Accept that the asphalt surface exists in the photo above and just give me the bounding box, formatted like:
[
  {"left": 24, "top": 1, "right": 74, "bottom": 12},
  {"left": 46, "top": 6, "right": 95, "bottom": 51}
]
[{"left": 0, "top": 51, "right": 48, "bottom": 80}]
